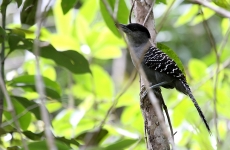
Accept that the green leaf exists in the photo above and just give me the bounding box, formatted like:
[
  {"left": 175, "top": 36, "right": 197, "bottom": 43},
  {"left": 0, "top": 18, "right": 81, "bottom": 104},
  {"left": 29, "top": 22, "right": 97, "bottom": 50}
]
[
  {"left": 104, "top": 139, "right": 137, "bottom": 150},
  {"left": 4, "top": 97, "right": 32, "bottom": 130},
  {"left": 100, "top": 0, "right": 129, "bottom": 37},
  {"left": 156, "top": 0, "right": 167, "bottom": 4},
  {"left": 21, "top": 0, "right": 38, "bottom": 26},
  {"left": 56, "top": 137, "right": 80, "bottom": 146},
  {"left": 76, "top": 129, "right": 108, "bottom": 145},
  {"left": 0, "top": 26, "right": 6, "bottom": 43},
  {"left": 15, "top": 0, "right": 23, "bottom": 7},
  {"left": 157, "top": 43, "right": 186, "bottom": 76},
  {"left": 23, "top": 140, "right": 70, "bottom": 150},
  {"left": 213, "top": 0, "right": 230, "bottom": 10},
  {"left": 5, "top": 146, "right": 20, "bottom": 150},
  {"left": 61, "top": 0, "right": 78, "bottom": 14},
  {"left": 23, "top": 131, "right": 44, "bottom": 140},
  {"left": 8, "top": 75, "right": 61, "bottom": 99},
  {"left": 1, "top": 0, "right": 11, "bottom": 8},
  {"left": 8, "top": 33, "right": 33, "bottom": 51},
  {"left": 38, "top": 45, "right": 91, "bottom": 74},
  {"left": 12, "top": 96, "right": 41, "bottom": 120}
]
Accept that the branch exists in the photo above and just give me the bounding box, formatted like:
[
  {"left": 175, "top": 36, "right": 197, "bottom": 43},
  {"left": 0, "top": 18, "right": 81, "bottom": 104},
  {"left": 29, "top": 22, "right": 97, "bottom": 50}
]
[
  {"left": 0, "top": 0, "right": 7, "bottom": 126},
  {"left": 0, "top": 75, "right": 29, "bottom": 150},
  {"left": 101, "top": 0, "right": 172, "bottom": 149},
  {"left": 33, "top": 0, "right": 57, "bottom": 150},
  {"left": 134, "top": 0, "right": 172, "bottom": 149},
  {"left": 191, "top": 0, "right": 230, "bottom": 18}
]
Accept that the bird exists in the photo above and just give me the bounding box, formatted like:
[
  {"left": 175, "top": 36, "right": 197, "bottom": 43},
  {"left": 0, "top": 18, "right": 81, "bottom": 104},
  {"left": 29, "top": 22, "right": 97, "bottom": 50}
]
[{"left": 116, "top": 23, "right": 211, "bottom": 134}]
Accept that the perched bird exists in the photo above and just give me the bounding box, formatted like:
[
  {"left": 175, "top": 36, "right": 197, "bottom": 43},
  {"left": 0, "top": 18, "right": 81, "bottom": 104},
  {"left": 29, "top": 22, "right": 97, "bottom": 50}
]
[{"left": 116, "top": 23, "right": 211, "bottom": 134}]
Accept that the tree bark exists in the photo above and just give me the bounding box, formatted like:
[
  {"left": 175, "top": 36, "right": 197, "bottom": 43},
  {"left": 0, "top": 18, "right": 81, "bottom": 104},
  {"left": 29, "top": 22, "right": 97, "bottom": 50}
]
[{"left": 133, "top": 0, "right": 170, "bottom": 149}]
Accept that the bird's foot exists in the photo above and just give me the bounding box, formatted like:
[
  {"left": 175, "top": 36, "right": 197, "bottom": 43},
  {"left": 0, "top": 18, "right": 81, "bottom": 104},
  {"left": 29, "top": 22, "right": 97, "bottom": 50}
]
[{"left": 141, "top": 81, "right": 170, "bottom": 99}]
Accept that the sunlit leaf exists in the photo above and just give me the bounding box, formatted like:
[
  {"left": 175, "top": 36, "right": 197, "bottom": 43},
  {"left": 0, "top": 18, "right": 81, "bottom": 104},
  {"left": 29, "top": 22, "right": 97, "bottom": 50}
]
[
  {"left": 86, "top": 26, "right": 124, "bottom": 59},
  {"left": 172, "top": 97, "right": 191, "bottom": 127},
  {"left": 221, "top": 18, "right": 230, "bottom": 35},
  {"left": 54, "top": 0, "right": 74, "bottom": 35},
  {"left": 46, "top": 102, "right": 62, "bottom": 113},
  {"left": 174, "top": 5, "right": 198, "bottom": 27},
  {"left": 91, "top": 65, "right": 114, "bottom": 99},
  {"left": 191, "top": 7, "right": 215, "bottom": 25},
  {"left": 52, "top": 109, "right": 74, "bottom": 137},
  {"left": 50, "top": 34, "right": 80, "bottom": 51},
  {"left": 188, "top": 59, "right": 207, "bottom": 80},
  {"left": 79, "top": 0, "right": 98, "bottom": 23},
  {"left": 75, "top": 14, "right": 90, "bottom": 44},
  {"left": 24, "top": 59, "right": 56, "bottom": 81},
  {"left": 93, "top": 46, "right": 121, "bottom": 59}
]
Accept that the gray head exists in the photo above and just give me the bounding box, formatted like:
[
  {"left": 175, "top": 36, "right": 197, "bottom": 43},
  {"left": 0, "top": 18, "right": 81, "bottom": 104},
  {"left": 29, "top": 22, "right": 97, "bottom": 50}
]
[{"left": 116, "top": 23, "right": 151, "bottom": 47}]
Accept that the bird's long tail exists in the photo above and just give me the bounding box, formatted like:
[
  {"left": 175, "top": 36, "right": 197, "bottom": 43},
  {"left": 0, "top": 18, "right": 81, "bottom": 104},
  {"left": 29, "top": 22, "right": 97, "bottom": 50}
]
[{"left": 180, "top": 79, "right": 211, "bottom": 134}]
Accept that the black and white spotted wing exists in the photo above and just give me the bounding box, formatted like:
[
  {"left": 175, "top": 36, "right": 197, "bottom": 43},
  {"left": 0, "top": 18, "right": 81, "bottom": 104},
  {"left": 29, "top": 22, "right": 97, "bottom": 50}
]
[{"left": 143, "top": 46, "right": 185, "bottom": 79}]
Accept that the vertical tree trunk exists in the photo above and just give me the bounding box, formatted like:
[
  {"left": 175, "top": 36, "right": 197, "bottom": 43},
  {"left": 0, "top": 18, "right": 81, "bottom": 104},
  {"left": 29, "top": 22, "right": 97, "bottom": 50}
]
[{"left": 132, "top": 0, "right": 170, "bottom": 149}]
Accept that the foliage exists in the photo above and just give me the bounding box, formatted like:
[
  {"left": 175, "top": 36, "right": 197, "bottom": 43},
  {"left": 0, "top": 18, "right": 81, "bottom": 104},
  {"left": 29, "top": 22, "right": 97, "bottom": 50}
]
[{"left": 0, "top": 0, "right": 230, "bottom": 149}]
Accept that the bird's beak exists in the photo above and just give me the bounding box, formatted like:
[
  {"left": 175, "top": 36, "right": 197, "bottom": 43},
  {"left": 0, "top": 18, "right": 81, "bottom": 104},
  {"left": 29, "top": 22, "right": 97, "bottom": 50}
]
[{"left": 115, "top": 23, "right": 130, "bottom": 33}]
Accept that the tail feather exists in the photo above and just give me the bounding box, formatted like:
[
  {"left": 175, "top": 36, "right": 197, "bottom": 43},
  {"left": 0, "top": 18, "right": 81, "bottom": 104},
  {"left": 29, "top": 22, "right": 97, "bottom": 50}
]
[{"left": 180, "top": 79, "right": 211, "bottom": 134}]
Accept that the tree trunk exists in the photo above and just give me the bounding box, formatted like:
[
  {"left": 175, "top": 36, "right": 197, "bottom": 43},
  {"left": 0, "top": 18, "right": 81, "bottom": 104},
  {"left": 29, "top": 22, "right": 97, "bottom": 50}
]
[{"left": 133, "top": 0, "right": 170, "bottom": 149}]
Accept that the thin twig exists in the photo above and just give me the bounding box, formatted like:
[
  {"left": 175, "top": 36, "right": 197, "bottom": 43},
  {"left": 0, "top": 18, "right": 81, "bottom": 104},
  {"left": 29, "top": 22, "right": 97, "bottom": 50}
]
[
  {"left": 113, "top": 0, "right": 120, "bottom": 19},
  {"left": 200, "top": 7, "right": 219, "bottom": 142},
  {"left": 101, "top": 0, "right": 119, "bottom": 24},
  {"left": 143, "top": 2, "right": 154, "bottom": 26},
  {"left": 0, "top": 1, "right": 7, "bottom": 126},
  {"left": 129, "top": 0, "right": 136, "bottom": 23},
  {"left": 191, "top": 0, "right": 230, "bottom": 18},
  {"left": 33, "top": 0, "right": 57, "bottom": 150},
  {"left": 1, "top": 103, "right": 39, "bottom": 128}
]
